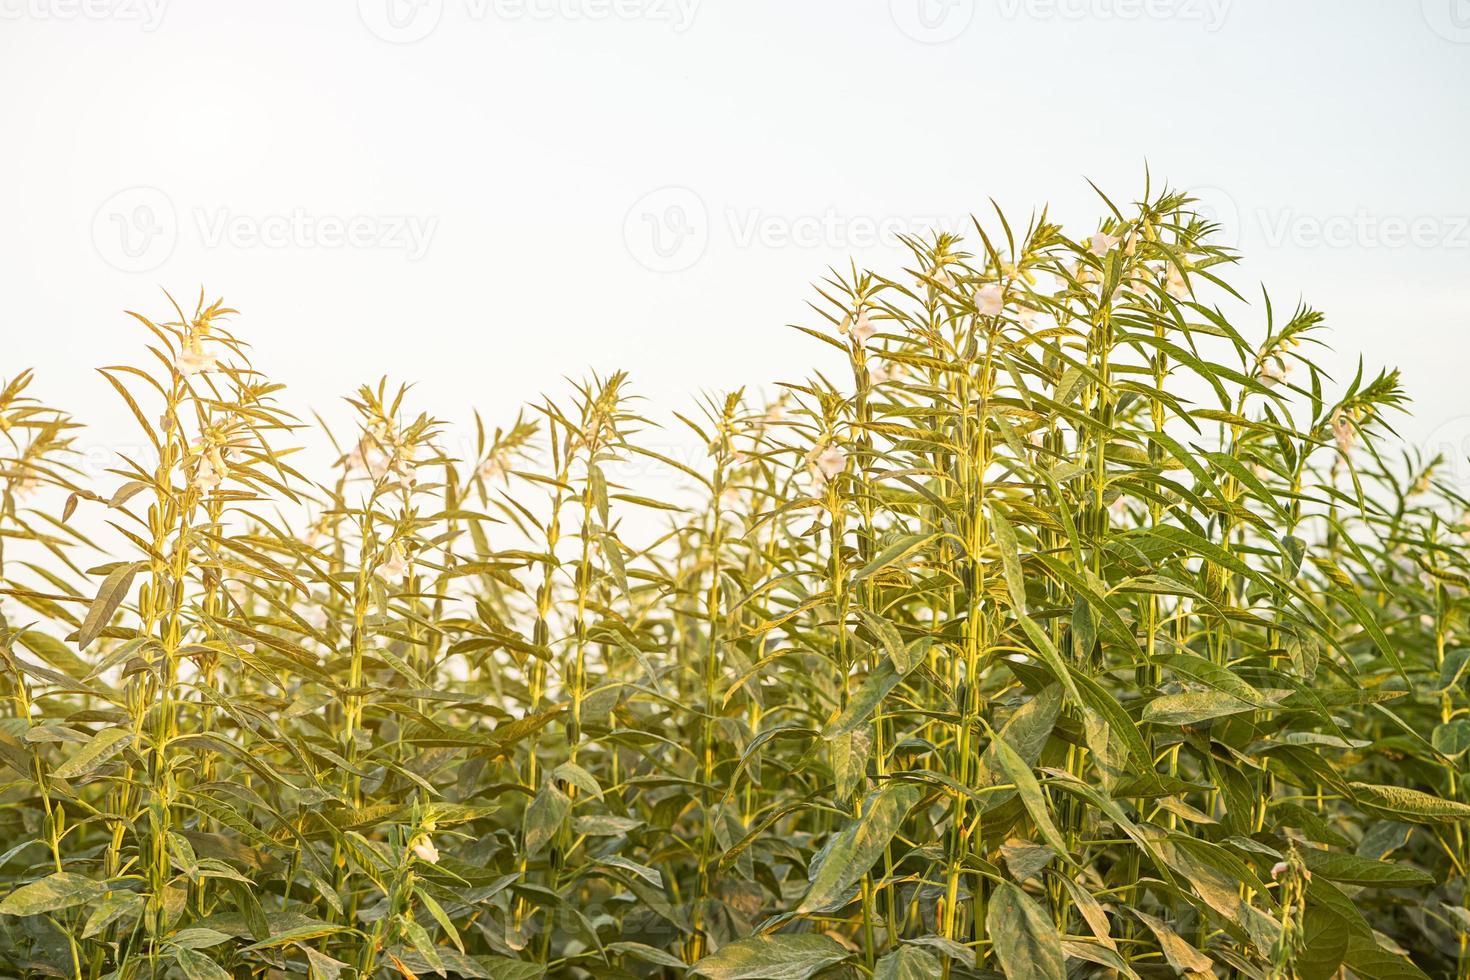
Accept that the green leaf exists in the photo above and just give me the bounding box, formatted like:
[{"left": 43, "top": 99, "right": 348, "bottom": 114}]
[
  {"left": 855, "top": 608, "right": 921, "bottom": 675},
  {"left": 1298, "top": 850, "right": 1434, "bottom": 888},
  {"left": 873, "top": 945, "right": 941, "bottom": 980},
  {"left": 797, "top": 782, "right": 921, "bottom": 913},
  {"left": 986, "top": 881, "right": 1064, "bottom": 980},
  {"left": 1350, "top": 782, "right": 1470, "bottom": 825},
  {"left": 822, "top": 661, "right": 901, "bottom": 739},
  {"left": 1142, "top": 690, "right": 1258, "bottom": 727},
  {"left": 1432, "top": 720, "right": 1470, "bottom": 759},
  {"left": 609, "top": 941, "right": 687, "bottom": 969},
  {"left": 550, "top": 761, "right": 603, "bottom": 801},
  {"left": 851, "top": 532, "right": 936, "bottom": 583},
  {"left": 983, "top": 720, "right": 1071, "bottom": 863},
  {"left": 989, "top": 504, "right": 1027, "bottom": 610},
  {"left": 53, "top": 727, "right": 131, "bottom": 780},
  {"left": 0, "top": 872, "right": 104, "bottom": 916},
  {"left": 175, "top": 947, "right": 233, "bottom": 980},
  {"left": 692, "top": 934, "right": 850, "bottom": 980},
  {"left": 523, "top": 782, "right": 571, "bottom": 854},
  {"left": 75, "top": 561, "right": 140, "bottom": 650},
  {"left": 1133, "top": 909, "right": 1214, "bottom": 977},
  {"left": 16, "top": 630, "right": 90, "bottom": 679}
]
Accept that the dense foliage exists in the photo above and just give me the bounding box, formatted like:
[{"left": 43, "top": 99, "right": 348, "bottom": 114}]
[{"left": 3, "top": 184, "right": 1469, "bottom": 979}]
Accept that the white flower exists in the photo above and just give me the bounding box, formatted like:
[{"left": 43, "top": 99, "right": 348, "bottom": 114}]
[
  {"left": 8, "top": 469, "right": 43, "bottom": 500},
  {"left": 842, "top": 309, "right": 877, "bottom": 346},
  {"left": 191, "top": 453, "right": 221, "bottom": 493},
  {"left": 1331, "top": 409, "right": 1356, "bottom": 455},
  {"left": 192, "top": 460, "right": 219, "bottom": 493},
  {"left": 477, "top": 455, "right": 506, "bottom": 482},
  {"left": 1165, "top": 265, "right": 1190, "bottom": 300},
  {"left": 379, "top": 543, "right": 409, "bottom": 580},
  {"left": 410, "top": 836, "right": 439, "bottom": 864},
  {"left": 1015, "top": 305, "right": 1039, "bottom": 328},
  {"left": 807, "top": 444, "right": 847, "bottom": 490},
  {"left": 1260, "top": 359, "right": 1292, "bottom": 388},
  {"left": 392, "top": 459, "right": 417, "bottom": 492},
  {"left": 1126, "top": 266, "right": 1153, "bottom": 295},
  {"left": 351, "top": 445, "right": 391, "bottom": 480},
  {"left": 974, "top": 284, "right": 1004, "bottom": 317},
  {"left": 177, "top": 348, "right": 218, "bottom": 376},
  {"left": 1088, "top": 232, "right": 1121, "bottom": 256},
  {"left": 869, "top": 360, "right": 904, "bottom": 385},
  {"left": 1270, "top": 860, "right": 1310, "bottom": 882}
]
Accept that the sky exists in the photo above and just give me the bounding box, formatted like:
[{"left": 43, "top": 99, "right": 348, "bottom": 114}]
[{"left": 2, "top": 0, "right": 1469, "bottom": 493}]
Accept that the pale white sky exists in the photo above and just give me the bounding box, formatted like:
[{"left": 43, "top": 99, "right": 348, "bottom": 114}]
[{"left": 3, "top": 0, "right": 1469, "bottom": 490}]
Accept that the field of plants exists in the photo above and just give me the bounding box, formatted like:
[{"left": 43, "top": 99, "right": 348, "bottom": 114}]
[{"left": 2, "top": 184, "right": 1469, "bottom": 979}]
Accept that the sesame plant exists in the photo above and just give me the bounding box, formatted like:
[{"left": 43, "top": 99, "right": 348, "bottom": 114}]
[{"left": 2, "top": 183, "right": 1469, "bottom": 980}]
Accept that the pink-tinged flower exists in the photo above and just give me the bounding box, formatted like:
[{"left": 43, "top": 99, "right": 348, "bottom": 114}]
[
  {"left": 974, "top": 284, "right": 1004, "bottom": 317},
  {"left": 1015, "top": 305, "right": 1039, "bottom": 328},
  {"left": 410, "top": 836, "right": 439, "bottom": 864},
  {"left": 177, "top": 348, "right": 218, "bottom": 376},
  {"left": 1260, "top": 359, "right": 1292, "bottom": 388},
  {"left": 379, "top": 543, "right": 409, "bottom": 580},
  {"left": 1270, "top": 860, "right": 1310, "bottom": 882},
  {"left": 391, "top": 456, "right": 417, "bottom": 492},
  {"left": 477, "top": 455, "right": 507, "bottom": 482},
  {"left": 869, "top": 360, "right": 904, "bottom": 385},
  {"left": 841, "top": 309, "right": 877, "bottom": 346},
  {"left": 1088, "top": 232, "right": 1121, "bottom": 256},
  {"left": 807, "top": 444, "right": 847, "bottom": 490},
  {"left": 9, "top": 469, "right": 43, "bottom": 500},
  {"left": 349, "top": 443, "right": 392, "bottom": 480},
  {"left": 191, "top": 455, "right": 220, "bottom": 493},
  {"left": 1331, "top": 409, "right": 1356, "bottom": 454},
  {"left": 1165, "top": 265, "right": 1190, "bottom": 300}
]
